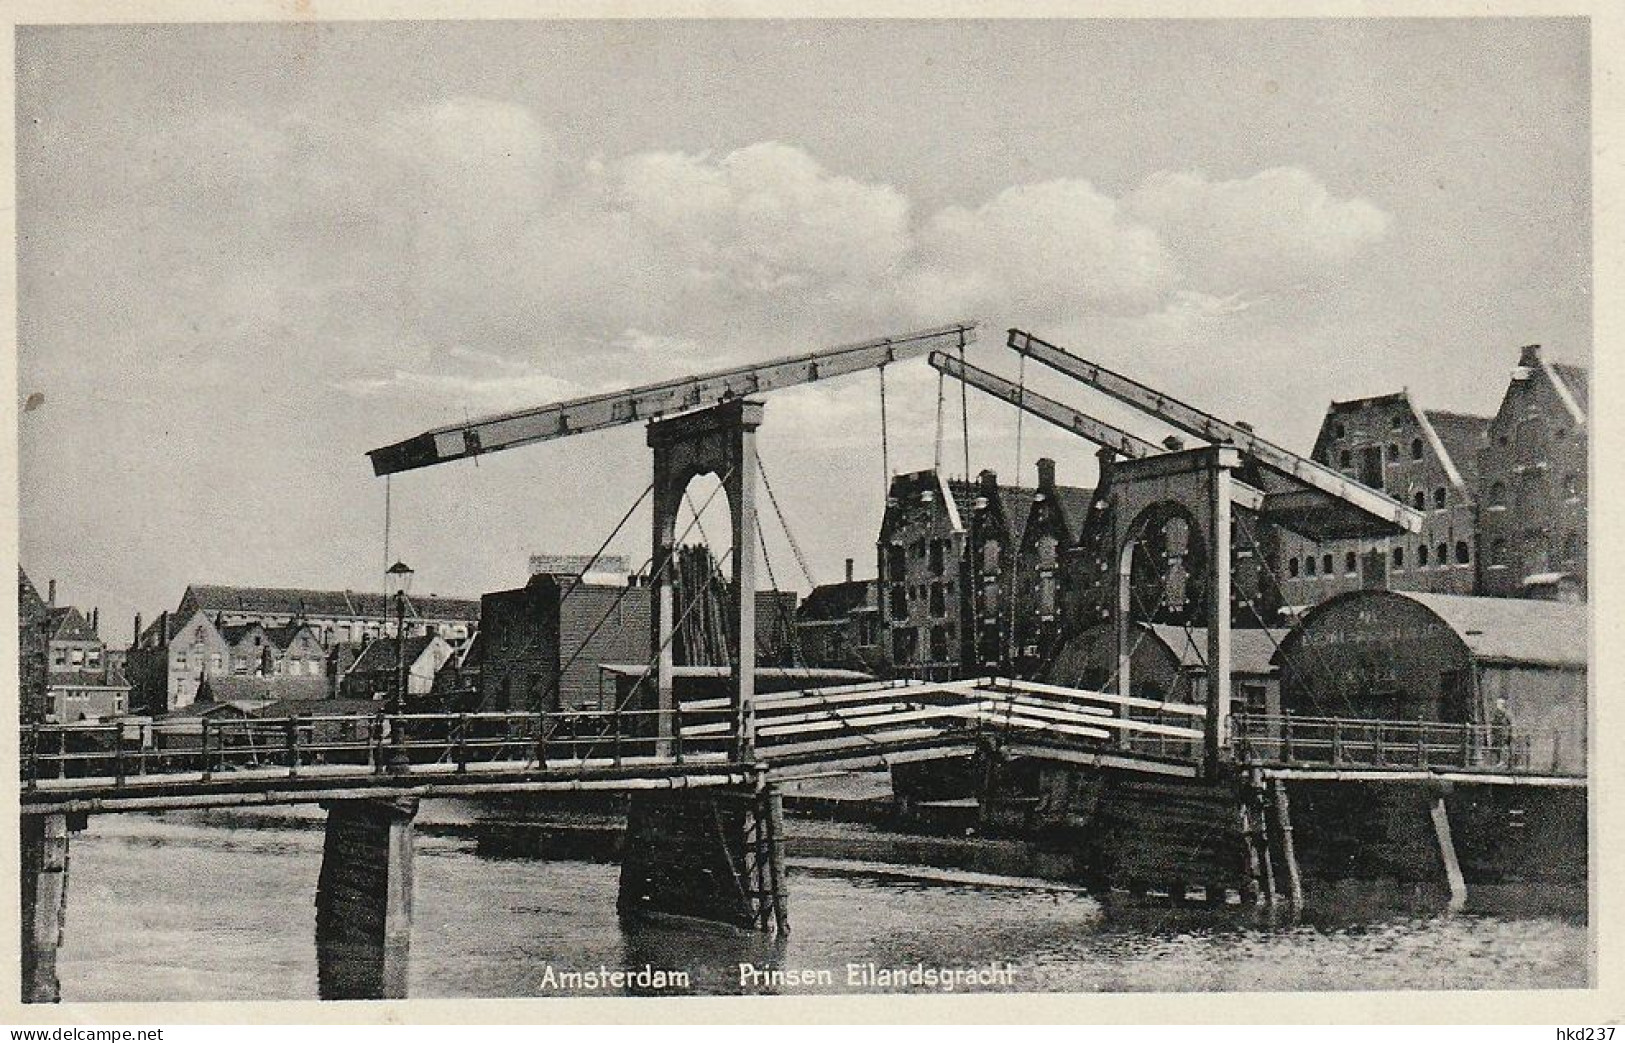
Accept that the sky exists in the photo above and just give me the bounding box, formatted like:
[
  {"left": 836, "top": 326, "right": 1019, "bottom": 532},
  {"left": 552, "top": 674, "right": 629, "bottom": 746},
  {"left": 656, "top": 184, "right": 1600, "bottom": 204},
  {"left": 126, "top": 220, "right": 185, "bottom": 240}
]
[{"left": 16, "top": 18, "right": 1590, "bottom": 638}]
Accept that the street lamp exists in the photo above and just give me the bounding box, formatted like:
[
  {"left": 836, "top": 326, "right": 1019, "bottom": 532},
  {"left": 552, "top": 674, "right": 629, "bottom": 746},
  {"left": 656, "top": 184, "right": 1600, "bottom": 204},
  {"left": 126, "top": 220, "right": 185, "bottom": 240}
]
[{"left": 384, "top": 560, "right": 414, "bottom": 773}]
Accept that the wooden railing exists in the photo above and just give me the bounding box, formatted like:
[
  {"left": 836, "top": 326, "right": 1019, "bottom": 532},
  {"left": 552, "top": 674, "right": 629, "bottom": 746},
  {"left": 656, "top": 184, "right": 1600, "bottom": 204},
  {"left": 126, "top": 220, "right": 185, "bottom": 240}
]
[
  {"left": 1229, "top": 713, "right": 1584, "bottom": 776},
  {"left": 20, "top": 708, "right": 734, "bottom": 790}
]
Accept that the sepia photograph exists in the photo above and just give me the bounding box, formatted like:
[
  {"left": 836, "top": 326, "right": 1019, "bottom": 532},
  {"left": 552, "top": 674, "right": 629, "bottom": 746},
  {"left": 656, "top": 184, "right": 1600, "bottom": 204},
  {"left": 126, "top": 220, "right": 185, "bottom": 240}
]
[{"left": 10, "top": 7, "right": 1601, "bottom": 1014}]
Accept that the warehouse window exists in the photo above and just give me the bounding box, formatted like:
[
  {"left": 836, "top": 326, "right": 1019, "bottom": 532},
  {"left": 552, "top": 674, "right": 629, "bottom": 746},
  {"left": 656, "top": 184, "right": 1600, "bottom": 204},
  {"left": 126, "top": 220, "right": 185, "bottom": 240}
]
[
  {"left": 1345, "top": 551, "right": 1358, "bottom": 574},
  {"left": 1305, "top": 556, "right": 1317, "bottom": 577},
  {"left": 1288, "top": 557, "right": 1300, "bottom": 578},
  {"left": 1322, "top": 554, "right": 1334, "bottom": 576},
  {"left": 1418, "top": 545, "right": 1429, "bottom": 567},
  {"left": 1392, "top": 414, "right": 1406, "bottom": 430},
  {"left": 1410, "top": 438, "right": 1424, "bottom": 460},
  {"left": 1412, "top": 491, "right": 1426, "bottom": 510},
  {"left": 1332, "top": 422, "right": 1346, "bottom": 439},
  {"left": 1434, "top": 488, "right": 1447, "bottom": 509},
  {"left": 1489, "top": 481, "right": 1506, "bottom": 508},
  {"left": 1338, "top": 449, "right": 1352, "bottom": 469},
  {"left": 1436, "top": 543, "right": 1448, "bottom": 566},
  {"left": 1456, "top": 541, "right": 1471, "bottom": 565},
  {"left": 1392, "top": 547, "right": 1405, "bottom": 569},
  {"left": 1490, "top": 539, "right": 1507, "bottom": 567},
  {"left": 1387, "top": 443, "right": 1400, "bottom": 462}
]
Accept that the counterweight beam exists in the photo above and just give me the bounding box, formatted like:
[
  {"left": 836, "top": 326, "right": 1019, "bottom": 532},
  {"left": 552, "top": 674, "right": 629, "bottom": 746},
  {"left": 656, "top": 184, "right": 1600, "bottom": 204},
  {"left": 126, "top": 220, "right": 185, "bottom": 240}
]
[
  {"left": 1006, "top": 328, "right": 1423, "bottom": 535},
  {"left": 367, "top": 322, "right": 978, "bottom": 475}
]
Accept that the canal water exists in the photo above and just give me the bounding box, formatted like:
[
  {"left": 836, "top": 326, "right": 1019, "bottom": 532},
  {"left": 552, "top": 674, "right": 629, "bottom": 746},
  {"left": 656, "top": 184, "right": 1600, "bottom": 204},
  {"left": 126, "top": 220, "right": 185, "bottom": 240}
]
[{"left": 57, "top": 807, "right": 1588, "bottom": 1001}]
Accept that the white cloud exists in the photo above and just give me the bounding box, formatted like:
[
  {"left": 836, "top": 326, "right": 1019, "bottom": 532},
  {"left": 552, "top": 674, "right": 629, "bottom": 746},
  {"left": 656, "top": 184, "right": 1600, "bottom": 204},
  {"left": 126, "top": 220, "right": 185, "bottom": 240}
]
[
  {"left": 911, "top": 178, "right": 1171, "bottom": 318},
  {"left": 1125, "top": 166, "right": 1392, "bottom": 294},
  {"left": 145, "top": 106, "right": 1381, "bottom": 409}
]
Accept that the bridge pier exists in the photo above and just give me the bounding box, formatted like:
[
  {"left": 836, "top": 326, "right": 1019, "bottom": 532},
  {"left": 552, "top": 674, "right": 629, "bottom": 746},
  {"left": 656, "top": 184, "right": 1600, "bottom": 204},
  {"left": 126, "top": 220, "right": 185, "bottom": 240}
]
[
  {"left": 618, "top": 781, "right": 787, "bottom": 934},
  {"left": 20, "top": 813, "right": 81, "bottom": 1004},
  {"left": 315, "top": 796, "right": 418, "bottom": 1000}
]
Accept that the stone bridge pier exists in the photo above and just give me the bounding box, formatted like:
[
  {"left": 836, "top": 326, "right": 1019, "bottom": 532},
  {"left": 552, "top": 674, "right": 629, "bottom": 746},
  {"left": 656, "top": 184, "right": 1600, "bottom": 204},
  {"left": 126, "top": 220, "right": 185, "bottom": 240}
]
[
  {"left": 315, "top": 796, "right": 419, "bottom": 1000},
  {"left": 20, "top": 812, "right": 82, "bottom": 1003}
]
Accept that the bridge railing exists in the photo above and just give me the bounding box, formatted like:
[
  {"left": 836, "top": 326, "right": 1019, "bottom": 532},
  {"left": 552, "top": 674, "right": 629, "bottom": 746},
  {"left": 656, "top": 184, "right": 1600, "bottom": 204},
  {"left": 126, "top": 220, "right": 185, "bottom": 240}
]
[
  {"left": 20, "top": 707, "right": 735, "bottom": 788},
  {"left": 1229, "top": 713, "right": 1583, "bottom": 776}
]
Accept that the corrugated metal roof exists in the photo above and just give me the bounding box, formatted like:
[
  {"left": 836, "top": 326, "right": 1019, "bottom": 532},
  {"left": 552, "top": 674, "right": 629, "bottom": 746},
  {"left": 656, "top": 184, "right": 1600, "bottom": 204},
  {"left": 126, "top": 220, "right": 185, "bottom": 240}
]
[{"left": 1402, "top": 591, "right": 1588, "bottom": 668}]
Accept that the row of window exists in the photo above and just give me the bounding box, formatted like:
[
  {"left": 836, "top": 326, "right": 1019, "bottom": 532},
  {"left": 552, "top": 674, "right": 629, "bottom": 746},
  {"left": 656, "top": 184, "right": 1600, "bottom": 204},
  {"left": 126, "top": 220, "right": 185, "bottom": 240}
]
[
  {"left": 1336, "top": 437, "right": 1425, "bottom": 471},
  {"left": 1288, "top": 540, "right": 1472, "bottom": 579},
  {"left": 1484, "top": 474, "right": 1583, "bottom": 507},
  {"left": 49, "top": 646, "right": 102, "bottom": 670},
  {"left": 171, "top": 652, "right": 323, "bottom": 675}
]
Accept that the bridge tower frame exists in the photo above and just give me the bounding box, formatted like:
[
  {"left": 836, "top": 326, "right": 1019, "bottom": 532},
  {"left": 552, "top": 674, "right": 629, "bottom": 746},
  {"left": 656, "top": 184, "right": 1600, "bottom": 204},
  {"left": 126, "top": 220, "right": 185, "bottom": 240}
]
[
  {"left": 1107, "top": 445, "right": 1242, "bottom": 776},
  {"left": 647, "top": 398, "right": 764, "bottom": 761}
]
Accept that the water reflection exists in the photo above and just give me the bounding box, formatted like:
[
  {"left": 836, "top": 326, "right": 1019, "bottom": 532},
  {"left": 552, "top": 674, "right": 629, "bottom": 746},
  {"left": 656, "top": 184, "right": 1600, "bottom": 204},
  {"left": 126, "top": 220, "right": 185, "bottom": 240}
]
[{"left": 52, "top": 809, "right": 1589, "bottom": 1001}]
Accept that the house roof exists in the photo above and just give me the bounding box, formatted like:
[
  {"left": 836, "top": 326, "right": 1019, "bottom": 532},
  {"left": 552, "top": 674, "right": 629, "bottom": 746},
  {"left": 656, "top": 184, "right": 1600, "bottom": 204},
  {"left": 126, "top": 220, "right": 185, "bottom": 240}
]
[
  {"left": 1422, "top": 410, "right": 1492, "bottom": 487},
  {"left": 1408, "top": 592, "right": 1588, "bottom": 668},
  {"left": 349, "top": 635, "right": 442, "bottom": 674},
  {"left": 1048, "top": 485, "right": 1098, "bottom": 537},
  {"left": 255, "top": 698, "right": 384, "bottom": 718},
  {"left": 46, "top": 668, "right": 131, "bottom": 690},
  {"left": 1291, "top": 591, "right": 1587, "bottom": 670},
  {"left": 47, "top": 606, "right": 99, "bottom": 643},
  {"left": 798, "top": 579, "right": 874, "bottom": 622},
  {"left": 161, "top": 700, "right": 259, "bottom": 720},
  {"left": 1149, "top": 625, "right": 1288, "bottom": 676},
  {"left": 182, "top": 584, "right": 480, "bottom": 622},
  {"left": 1552, "top": 362, "right": 1589, "bottom": 416},
  {"left": 198, "top": 675, "right": 332, "bottom": 704}
]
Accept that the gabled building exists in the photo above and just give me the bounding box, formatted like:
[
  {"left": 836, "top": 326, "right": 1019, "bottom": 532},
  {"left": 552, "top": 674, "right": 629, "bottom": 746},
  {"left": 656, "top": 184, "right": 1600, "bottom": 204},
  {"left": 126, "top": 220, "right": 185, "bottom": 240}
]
[
  {"left": 877, "top": 470, "right": 973, "bottom": 679},
  {"left": 19, "top": 570, "right": 52, "bottom": 725},
  {"left": 130, "top": 610, "right": 231, "bottom": 712},
  {"left": 338, "top": 634, "right": 454, "bottom": 704},
  {"left": 1275, "top": 391, "right": 1486, "bottom": 607},
  {"left": 1477, "top": 345, "right": 1588, "bottom": 600},
  {"left": 22, "top": 576, "right": 134, "bottom": 723},
  {"left": 1011, "top": 458, "right": 1097, "bottom": 675}
]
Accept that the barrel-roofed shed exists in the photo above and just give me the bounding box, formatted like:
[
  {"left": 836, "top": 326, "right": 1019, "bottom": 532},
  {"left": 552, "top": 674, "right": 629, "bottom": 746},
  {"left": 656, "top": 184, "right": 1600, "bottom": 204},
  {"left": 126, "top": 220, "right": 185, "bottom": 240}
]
[{"left": 1273, "top": 590, "right": 1586, "bottom": 771}]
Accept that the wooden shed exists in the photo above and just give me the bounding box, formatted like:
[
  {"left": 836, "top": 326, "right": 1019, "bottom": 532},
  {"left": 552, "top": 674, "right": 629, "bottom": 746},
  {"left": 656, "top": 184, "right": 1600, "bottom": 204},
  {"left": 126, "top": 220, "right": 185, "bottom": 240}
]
[{"left": 1273, "top": 590, "right": 1586, "bottom": 772}]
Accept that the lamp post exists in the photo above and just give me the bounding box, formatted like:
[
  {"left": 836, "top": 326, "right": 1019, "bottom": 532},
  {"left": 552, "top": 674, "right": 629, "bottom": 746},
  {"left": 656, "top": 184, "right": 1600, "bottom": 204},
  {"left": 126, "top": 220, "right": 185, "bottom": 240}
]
[{"left": 385, "top": 560, "right": 414, "bottom": 773}]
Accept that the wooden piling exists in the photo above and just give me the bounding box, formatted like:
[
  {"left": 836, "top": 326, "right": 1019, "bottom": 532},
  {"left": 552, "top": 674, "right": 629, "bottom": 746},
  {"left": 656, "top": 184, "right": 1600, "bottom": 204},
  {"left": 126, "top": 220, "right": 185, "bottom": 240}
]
[
  {"left": 1270, "top": 778, "right": 1304, "bottom": 915},
  {"left": 1430, "top": 795, "right": 1467, "bottom": 912}
]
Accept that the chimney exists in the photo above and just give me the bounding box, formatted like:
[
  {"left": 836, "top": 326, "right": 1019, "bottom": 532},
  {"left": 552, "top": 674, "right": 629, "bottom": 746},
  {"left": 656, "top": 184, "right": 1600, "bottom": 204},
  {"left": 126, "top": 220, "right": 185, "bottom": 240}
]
[
  {"left": 978, "top": 468, "right": 998, "bottom": 494},
  {"left": 1036, "top": 457, "right": 1056, "bottom": 491},
  {"left": 92, "top": 607, "right": 99, "bottom": 634},
  {"left": 47, "top": 579, "right": 55, "bottom": 608},
  {"left": 844, "top": 558, "right": 855, "bottom": 583},
  {"left": 1518, "top": 344, "right": 1543, "bottom": 367},
  {"left": 134, "top": 613, "right": 143, "bottom": 644},
  {"left": 1096, "top": 447, "right": 1118, "bottom": 494}
]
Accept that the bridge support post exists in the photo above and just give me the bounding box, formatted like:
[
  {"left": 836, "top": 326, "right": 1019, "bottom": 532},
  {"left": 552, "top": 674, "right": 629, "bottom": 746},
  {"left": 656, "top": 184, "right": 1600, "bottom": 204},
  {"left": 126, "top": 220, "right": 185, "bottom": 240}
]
[
  {"left": 618, "top": 780, "right": 787, "bottom": 934},
  {"left": 315, "top": 797, "right": 418, "bottom": 1000},
  {"left": 1429, "top": 791, "right": 1467, "bottom": 912},
  {"left": 20, "top": 813, "right": 78, "bottom": 1004},
  {"left": 648, "top": 399, "right": 766, "bottom": 760}
]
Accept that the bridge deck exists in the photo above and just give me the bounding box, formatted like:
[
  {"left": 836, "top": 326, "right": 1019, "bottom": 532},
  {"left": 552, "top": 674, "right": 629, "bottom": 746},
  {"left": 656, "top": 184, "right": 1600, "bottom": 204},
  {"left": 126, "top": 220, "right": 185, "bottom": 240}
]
[{"left": 21, "top": 679, "right": 1582, "bottom": 813}]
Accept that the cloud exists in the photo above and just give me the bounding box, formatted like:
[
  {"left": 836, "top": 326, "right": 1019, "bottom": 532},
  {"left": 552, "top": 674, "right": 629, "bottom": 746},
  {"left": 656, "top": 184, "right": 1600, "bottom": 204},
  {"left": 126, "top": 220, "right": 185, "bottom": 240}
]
[
  {"left": 1125, "top": 166, "right": 1392, "bottom": 294},
  {"left": 910, "top": 178, "right": 1171, "bottom": 318},
  {"left": 79, "top": 97, "right": 1386, "bottom": 412}
]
